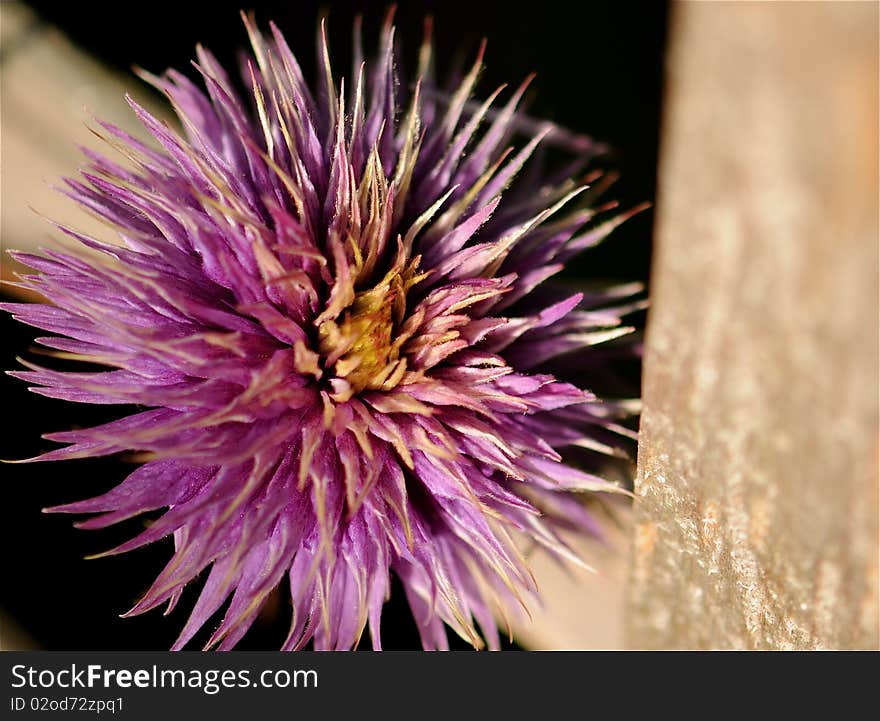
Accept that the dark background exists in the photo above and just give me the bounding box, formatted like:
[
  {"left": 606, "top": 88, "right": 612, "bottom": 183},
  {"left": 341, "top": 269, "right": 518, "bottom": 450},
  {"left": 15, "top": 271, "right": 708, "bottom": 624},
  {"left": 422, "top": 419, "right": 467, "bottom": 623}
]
[{"left": 2, "top": 0, "right": 667, "bottom": 650}]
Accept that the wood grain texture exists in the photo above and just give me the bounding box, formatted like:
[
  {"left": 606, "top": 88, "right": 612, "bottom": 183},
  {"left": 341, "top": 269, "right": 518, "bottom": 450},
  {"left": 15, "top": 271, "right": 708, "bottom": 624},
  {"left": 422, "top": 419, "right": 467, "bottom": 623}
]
[{"left": 628, "top": 1, "right": 879, "bottom": 649}]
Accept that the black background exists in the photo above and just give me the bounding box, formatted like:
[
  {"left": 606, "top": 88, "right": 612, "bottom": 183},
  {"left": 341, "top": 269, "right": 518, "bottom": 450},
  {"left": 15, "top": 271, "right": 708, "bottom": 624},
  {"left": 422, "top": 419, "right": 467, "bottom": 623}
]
[{"left": 2, "top": 0, "right": 667, "bottom": 650}]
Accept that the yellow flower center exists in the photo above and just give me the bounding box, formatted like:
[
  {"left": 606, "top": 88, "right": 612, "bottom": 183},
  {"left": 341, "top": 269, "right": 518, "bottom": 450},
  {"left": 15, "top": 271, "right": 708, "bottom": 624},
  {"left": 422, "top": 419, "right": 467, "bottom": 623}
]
[{"left": 315, "top": 260, "right": 425, "bottom": 402}]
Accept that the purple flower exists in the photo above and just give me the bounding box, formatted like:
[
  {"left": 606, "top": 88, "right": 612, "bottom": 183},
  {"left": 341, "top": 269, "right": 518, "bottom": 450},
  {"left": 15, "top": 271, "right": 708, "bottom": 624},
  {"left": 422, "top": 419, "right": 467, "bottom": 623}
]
[{"left": 4, "top": 13, "right": 643, "bottom": 650}]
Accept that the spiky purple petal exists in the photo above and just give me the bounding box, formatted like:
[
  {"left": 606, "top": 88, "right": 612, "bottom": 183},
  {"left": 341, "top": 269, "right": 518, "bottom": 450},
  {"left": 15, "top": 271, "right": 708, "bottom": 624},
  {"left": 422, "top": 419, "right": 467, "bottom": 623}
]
[{"left": 5, "top": 11, "right": 642, "bottom": 650}]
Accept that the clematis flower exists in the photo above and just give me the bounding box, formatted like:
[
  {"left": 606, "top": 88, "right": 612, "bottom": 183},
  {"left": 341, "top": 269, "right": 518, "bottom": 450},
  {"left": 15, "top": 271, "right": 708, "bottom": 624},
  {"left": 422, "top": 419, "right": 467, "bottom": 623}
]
[{"left": 3, "top": 12, "right": 644, "bottom": 650}]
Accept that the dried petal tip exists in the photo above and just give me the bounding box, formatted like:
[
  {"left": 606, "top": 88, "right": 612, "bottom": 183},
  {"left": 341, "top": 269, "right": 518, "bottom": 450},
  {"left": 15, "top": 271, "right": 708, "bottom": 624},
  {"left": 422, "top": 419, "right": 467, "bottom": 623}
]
[{"left": 6, "top": 14, "right": 643, "bottom": 651}]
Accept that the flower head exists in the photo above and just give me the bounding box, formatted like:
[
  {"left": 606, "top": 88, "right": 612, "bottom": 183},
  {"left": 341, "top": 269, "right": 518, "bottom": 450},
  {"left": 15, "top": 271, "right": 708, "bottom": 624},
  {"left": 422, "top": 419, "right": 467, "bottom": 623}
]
[{"left": 4, "top": 12, "right": 643, "bottom": 650}]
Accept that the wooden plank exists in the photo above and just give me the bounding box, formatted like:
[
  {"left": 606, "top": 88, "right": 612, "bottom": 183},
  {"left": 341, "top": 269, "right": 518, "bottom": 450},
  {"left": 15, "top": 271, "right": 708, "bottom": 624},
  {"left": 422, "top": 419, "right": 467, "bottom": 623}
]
[{"left": 629, "top": 1, "right": 879, "bottom": 649}]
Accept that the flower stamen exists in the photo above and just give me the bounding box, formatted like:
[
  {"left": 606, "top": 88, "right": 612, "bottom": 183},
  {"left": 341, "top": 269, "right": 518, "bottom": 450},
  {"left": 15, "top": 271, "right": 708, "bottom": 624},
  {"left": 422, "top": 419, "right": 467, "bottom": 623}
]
[{"left": 317, "top": 260, "right": 422, "bottom": 401}]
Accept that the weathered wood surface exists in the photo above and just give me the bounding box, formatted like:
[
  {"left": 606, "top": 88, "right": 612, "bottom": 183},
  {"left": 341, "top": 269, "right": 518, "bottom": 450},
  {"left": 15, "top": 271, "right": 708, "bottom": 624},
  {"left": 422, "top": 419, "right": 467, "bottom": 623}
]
[{"left": 628, "top": 2, "right": 879, "bottom": 649}]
